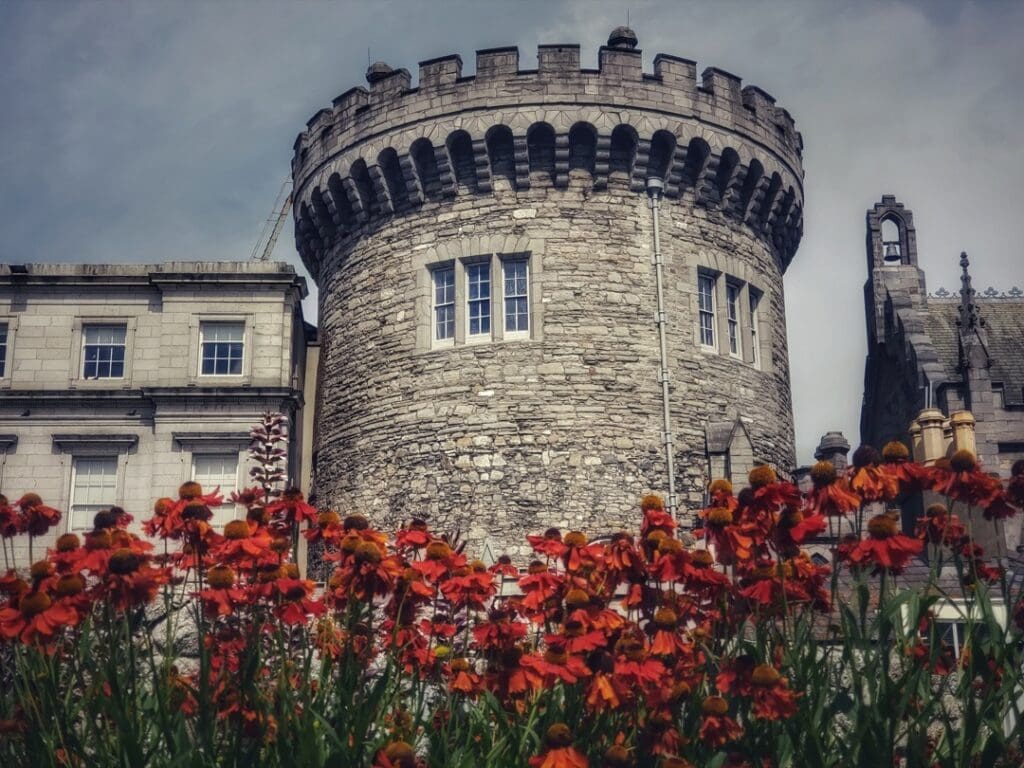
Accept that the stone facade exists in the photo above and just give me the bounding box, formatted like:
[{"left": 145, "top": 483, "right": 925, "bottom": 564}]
[
  {"left": 0, "top": 261, "right": 313, "bottom": 563},
  {"left": 860, "top": 195, "right": 1024, "bottom": 553},
  {"left": 292, "top": 29, "right": 804, "bottom": 557}
]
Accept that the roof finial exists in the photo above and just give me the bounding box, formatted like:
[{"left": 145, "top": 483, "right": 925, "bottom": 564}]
[{"left": 958, "top": 251, "right": 981, "bottom": 329}]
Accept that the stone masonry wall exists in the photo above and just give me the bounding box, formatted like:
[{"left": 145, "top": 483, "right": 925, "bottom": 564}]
[{"left": 313, "top": 177, "right": 793, "bottom": 557}]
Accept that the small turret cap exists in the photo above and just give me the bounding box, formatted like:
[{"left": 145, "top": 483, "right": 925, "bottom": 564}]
[
  {"left": 608, "top": 26, "right": 638, "bottom": 49},
  {"left": 366, "top": 61, "right": 394, "bottom": 84}
]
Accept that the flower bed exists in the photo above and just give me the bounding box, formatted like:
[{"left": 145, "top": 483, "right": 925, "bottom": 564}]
[{"left": 1, "top": 417, "right": 1023, "bottom": 767}]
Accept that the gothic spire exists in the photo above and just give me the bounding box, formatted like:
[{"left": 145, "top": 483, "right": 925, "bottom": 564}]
[{"left": 958, "top": 251, "right": 982, "bottom": 331}]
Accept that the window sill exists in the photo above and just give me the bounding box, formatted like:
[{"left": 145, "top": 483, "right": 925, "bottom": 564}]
[{"left": 71, "top": 378, "right": 131, "bottom": 389}]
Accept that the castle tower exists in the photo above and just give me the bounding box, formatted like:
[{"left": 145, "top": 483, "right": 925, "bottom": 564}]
[{"left": 291, "top": 30, "right": 804, "bottom": 555}]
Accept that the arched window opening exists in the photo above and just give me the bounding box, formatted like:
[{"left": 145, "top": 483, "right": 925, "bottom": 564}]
[
  {"left": 567, "top": 123, "right": 597, "bottom": 176},
  {"left": 327, "top": 173, "right": 354, "bottom": 230},
  {"left": 377, "top": 148, "right": 409, "bottom": 212},
  {"left": 527, "top": 123, "right": 556, "bottom": 183},
  {"left": 881, "top": 218, "right": 902, "bottom": 262},
  {"left": 647, "top": 130, "right": 676, "bottom": 182},
  {"left": 410, "top": 138, "right": 441, "bottom": 200},
  {"left": 714, "top": 148, "right": 741, "bottom": 202},
  {"left": 310, "top": 188, "right": 336, "bottom": 241},
  {"left": 738, "top": 159, "right": 763, "bottom": 217},
  {"left": 486, "top": 126, "right": 516, "bottom": 187},
  {"left": 447, "top": 130, "right": 478, "bottom": 192},
  {"left": 681, "top": 137, "right": 711, "bottom": 191},
  {"left": 349, "top": 159, "right": 378, "bottom": 219},
  {"left": 609, "top": 125, "right": 637, "bottom": 184}
]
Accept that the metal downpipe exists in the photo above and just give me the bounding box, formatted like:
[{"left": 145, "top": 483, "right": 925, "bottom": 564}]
[{"left": 647, "top": 177, "right": 678, "bottom": 521}]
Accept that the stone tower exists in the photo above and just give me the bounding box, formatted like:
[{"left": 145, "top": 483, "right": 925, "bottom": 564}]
[{"left": 291, "top": 30, "right": 804, "bottom": 556}]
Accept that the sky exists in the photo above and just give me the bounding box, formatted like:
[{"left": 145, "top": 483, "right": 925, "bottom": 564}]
[{"left": 1, "top": 0, "right": 1022, "bottom": 464}]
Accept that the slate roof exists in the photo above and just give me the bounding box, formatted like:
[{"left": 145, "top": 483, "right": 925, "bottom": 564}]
[{"left": 921, "top": 298, "right": 1024, "bottom": 406}]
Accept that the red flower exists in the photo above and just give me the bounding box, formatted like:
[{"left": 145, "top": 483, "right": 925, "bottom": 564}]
[
  {"left": 272, "top": 578, "right": 326, "bottom": 625},
  {"left": 931, "top": 451, "right": 1002, "bottom": 508},
  {"left": 527, "top": 528, "right": 567, "bottom": 559},
  {"left": 448, "top": 657, "right": 483, "bottom": 696},
  {"left": 394, "top": 518, "right": 432, "bottom": 551},
  {"left": 698, "top": 697, "right": 743, "bottom": 748},
  {"left": 439, "top": 566, "right": 496, "bottom": 610},
  {"left": 843, "top": 514, "right": 923, "bottom": 574},
  {"left": 915, "top": 504, "right": 966, "bottom": 547},
  {"left": 264, "top": 487, "right": 318, "bottom": 527},
  {"left": 16, "top": 494, "right": 62, "bottom": 537},
  {"left": 806, "top": 461, "right": 861, "bottom": 517},
  {"left": 748, "top": 665, "right": 800, "bottom": 720},
  {"left": 0, "top": 589, "right": 78, "bottom": 644}
]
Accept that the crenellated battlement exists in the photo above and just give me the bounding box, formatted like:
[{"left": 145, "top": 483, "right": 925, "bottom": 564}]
[
  {"left": 291, "top": 30, "right": 805, "bottom": 280},
  {"left": 292, "top": 34, "right": 802, "bottom": 178}
]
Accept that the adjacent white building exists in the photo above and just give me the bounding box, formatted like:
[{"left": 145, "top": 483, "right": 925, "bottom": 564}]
[{"left": 0, "top": 261, "right": 315, "bottom": 562}]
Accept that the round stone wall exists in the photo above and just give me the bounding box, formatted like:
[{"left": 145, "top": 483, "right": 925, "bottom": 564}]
[{"left": 292, "top": 31, "right": 803, "bottom": 557}]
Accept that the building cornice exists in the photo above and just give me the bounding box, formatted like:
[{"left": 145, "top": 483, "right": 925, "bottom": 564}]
[{"left": 0, "top": 262, "right": 308, "bottom": 300}]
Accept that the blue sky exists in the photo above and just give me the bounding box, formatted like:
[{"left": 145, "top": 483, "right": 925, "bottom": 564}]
[{"left": 2, "top": 0, "right": 1022, "bottom": 463}]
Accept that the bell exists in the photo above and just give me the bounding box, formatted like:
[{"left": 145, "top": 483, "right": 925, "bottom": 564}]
[{"left": 884, "top": 242, "right": 900, "bottom": 261}]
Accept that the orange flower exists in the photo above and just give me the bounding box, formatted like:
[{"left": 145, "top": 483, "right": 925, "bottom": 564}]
[
  {"left": 847, "top": 446, "right": 899, "bottom": 503},
  {"left": 529, "top": 723, "right": 589, "bottom": 768}
]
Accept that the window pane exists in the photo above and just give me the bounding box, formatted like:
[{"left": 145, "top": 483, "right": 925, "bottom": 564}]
[
  {"left": 71, "top": 456, "right": 118, "bottom": 530},
  {"left": 200, "top": 322, "right": 245, "bottom": 375},
  {"left": 698, "top": 275, "right": 716, "bottom": 347},
  {"left": 726, "top": 284, "right": 740, "bottom": 355},
  {"left": 0, "top": 323, "right": 6, "bottom": 377},
  {"left": 433, "top": 268, "right": 455, "bottom": 341},
  {"left": 193, "top": 453, "right": 239, "bottom": 526},
  {"left": 82, "top": 324, "right": 127, "bottom": 379},
  {"left": 467, "top": 263, "right": 491, "bottom": 337},
  {"left": 503, "top": 261, "right": 529, "bottom": 333}
]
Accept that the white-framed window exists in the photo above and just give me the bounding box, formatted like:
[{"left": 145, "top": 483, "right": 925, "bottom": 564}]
[
  {"left": 0, "top": 324, "right": 7, "bottom": 378},
  {"left": 432, "top": 266, "right": 456, "bottom": 342},
  {"left": 192, "top": 453, "right": 240, "bottom": 526},
  {"left": 750, "top": 291, "right": 761, "bottom": 368},
  {"left": 199, "top": 322, "right": 245, "bottom": 376},
  {"left": 466, "top": 262, "right": 491, "bottom": 338},
  {"left": 698, "top": 273, "right": 716, "bottom": 349},
  {"left": 69, "top": 456, "right": 118, "bottom": 530},
  {"left": 82, "top": 324, "right": 127, "bottom": 380},
  {"left": 726, "top": 283, "right": 742, "bottom": 358},
  {"left": 503, "top": 259, "right": 529, "bottom": 335}
]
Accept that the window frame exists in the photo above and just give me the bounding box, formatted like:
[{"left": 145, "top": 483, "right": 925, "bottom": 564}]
[
  {"left": 0, "top": 316, "right": 14, "bottom": 387},
  {"left": 69, "top": 316, "right": 136, "bottom": 388},
  {"left": 501, "top": 257, "right": 530, "bottom": 339},
  {"left": 749, "top": 289, "right": 762, "bottom": 369},
  {"left": 422, "top": 252, "right": 537, "bottom": 351},
  {"left": 697, "top": 272, "right": 717, "bottom": 350},
  {"left": 68, "top": 455, "right": 120, "bottom": 531},
  {"left": 191, "top": 451, "right": 241, "bottom": 527},
  {"left": 198, "top": 321, "right": 246, "bottom": 378},
  {"left": 725, "top": 282, "right": 742, "bottom": 359},
  {"left": 464, "top": 260, "right": 492, "bottom": 341},
  {"left": 81, "top": 323, "right": 128, "bottom": 380},
  {"left": 0, "top": 322, "right": 8, "bottom": 379},
  {"left": 431, "top": 263, "right": 456, "bottom": 346}
]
